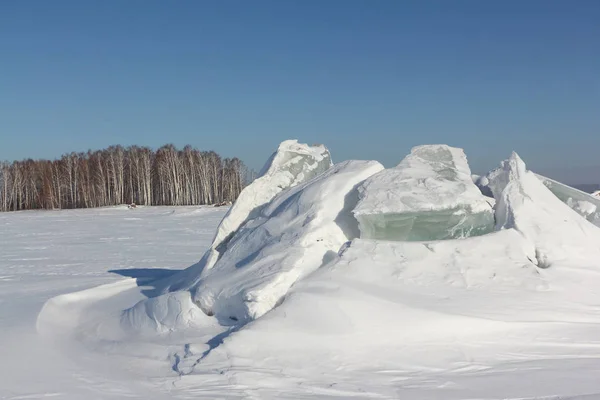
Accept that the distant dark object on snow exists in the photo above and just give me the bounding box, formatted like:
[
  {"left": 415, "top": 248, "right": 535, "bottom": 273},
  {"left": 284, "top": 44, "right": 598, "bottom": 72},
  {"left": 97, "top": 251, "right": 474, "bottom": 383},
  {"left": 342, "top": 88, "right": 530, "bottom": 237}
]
[
  {"left": 128, "top": 203, "right": 137, "bottom": 209},
  {"left": 213, "top": 201, "right": 232, "bottom": 207}
]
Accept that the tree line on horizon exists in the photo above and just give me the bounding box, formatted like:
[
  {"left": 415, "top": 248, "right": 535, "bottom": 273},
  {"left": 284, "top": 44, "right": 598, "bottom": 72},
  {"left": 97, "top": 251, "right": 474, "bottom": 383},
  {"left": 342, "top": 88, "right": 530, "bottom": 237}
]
[{"left": 0, "top": 144, "right": 246, "bottom": 212}]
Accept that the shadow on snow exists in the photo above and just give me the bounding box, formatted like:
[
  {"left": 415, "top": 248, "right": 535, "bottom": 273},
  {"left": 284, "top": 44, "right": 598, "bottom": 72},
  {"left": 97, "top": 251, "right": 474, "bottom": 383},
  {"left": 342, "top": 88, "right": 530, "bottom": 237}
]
[{"left": 108, "top": 267, "right": 179, "bottom": 298}]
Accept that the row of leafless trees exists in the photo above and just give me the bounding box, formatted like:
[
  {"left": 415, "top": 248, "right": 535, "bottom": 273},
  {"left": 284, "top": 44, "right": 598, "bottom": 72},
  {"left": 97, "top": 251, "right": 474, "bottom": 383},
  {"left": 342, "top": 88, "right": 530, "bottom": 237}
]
[{"left": 0, "top": 144, "right": 246, "bottom": 212}]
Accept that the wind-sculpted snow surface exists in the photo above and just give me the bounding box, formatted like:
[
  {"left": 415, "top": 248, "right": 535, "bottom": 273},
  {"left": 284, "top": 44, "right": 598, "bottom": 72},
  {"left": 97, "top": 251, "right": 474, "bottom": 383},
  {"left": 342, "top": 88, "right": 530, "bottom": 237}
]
[
  {"left": 354, "top": 145, "right": 494, "bottom": 241},
  {"left": 487, "top": 152, "right": 600, "bottom": 266},
  {"left": 220, "top": 232, "right": 549, "bottom": 358},
  {"left": 536, "top": 174, "right": 600, "bottom": 227},
  {"left": 191, "top": 160, "right": 384, "bottom": 322}
]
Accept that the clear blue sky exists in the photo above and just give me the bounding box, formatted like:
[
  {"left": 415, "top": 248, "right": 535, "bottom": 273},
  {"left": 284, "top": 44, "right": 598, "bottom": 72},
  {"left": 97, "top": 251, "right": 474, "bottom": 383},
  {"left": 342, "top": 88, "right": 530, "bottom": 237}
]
[{"left": 1, "top": 0, "right": 599, "bottom": 183}]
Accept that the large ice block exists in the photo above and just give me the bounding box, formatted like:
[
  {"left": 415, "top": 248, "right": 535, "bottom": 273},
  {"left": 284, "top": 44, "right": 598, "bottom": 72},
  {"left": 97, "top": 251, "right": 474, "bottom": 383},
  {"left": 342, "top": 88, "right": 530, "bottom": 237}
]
[
  {"left": 353, "top": 145, "right": 495, "bottom": 241},
  {"left": 355, "top": 208, "right": 495, "bottom": 241}
]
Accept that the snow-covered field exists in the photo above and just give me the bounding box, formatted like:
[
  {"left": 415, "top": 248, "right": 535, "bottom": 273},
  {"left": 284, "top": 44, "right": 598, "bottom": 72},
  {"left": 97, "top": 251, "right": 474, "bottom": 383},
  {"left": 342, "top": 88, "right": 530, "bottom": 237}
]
[
  {"left": 3, "top": 141, "right": 600, "bottom": 400},
  {"left": 0, "top": 206, "right": 227, "bottom": 399}
]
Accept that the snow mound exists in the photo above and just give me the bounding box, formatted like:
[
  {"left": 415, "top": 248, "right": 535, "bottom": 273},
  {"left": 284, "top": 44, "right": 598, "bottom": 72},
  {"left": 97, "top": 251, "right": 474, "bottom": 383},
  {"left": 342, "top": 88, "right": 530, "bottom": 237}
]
[
  {"left": 203, "top": 233, "right": 552, "bottom": 378},
  {"left": 110, "top": 146, "right": 600, "bottom": 345},
  {"left": 190, "top": 160, "right": 384, "bottom": 323},
  {"left": 120, "top": 291, "right": 215, "bottom": 337},
  {"left": 124, "top": 145, "right": 600, "bottom": 338},
  {"left": 335, "top": 231, "right": 544, "bottom": 290},
  {"left": 487, "top": 152, "right": 600, "bottom": 266},
  {"left": 354, "top": 145, "right": 494, "bottom": 241}
]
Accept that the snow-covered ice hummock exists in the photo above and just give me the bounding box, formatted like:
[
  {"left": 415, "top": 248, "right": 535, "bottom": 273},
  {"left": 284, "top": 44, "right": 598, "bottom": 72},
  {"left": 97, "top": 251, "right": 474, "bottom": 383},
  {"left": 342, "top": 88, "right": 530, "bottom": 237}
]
[
  {"left": 212, "top": 151, "right": 600, "bottom": 359},
  {"left": 194, "top": 152, "right": 600, "bottom": 395},
  {"left": 535, "top": 174, "right": 600, "bottom": 226},
  {"left": 122, "top": 139, "right": 381, "bottom": 329},
  {"left": 191, "top": 159, "right": 384, "bottom": 323},
  {"left": 487, "top": 152, "right": 600, "bottom": 266},
  {"left": 353, "top": 145, "right": 495, "bottom": 241},
  {"left": 117, "top": 143, "right": 600, "bottom": 339}
]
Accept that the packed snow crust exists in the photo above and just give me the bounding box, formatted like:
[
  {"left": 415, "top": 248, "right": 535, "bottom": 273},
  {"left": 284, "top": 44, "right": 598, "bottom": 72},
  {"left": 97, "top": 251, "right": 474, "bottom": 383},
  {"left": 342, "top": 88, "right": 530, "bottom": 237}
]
[
  {"left": 354, "top": 145, "right": 495, "bottom": 240},
  {"left": 28, "top": 141, "right": 600, "bottom": 399}
]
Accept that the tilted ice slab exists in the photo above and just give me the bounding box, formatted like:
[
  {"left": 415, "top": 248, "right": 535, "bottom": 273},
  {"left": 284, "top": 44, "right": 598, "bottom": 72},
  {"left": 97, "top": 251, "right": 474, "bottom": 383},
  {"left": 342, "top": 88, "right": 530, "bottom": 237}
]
[
  {"left": 190, "top": 160, "right": 384, "bottom": 323},
  {"left": 353, "top": 145, "right": 495, "bottom": 241},
  {"left": 476, "top": 171, "right": 600, "bottom": 228},
  {"left": 487, "top": 152, "right": 600, "bottom": 266},
  {"left": 535, "top": 174, "right": 600, "bottom": 227},
  {"left": 204, "top": 140, "right": 332, "bottom": 271},
  {"left": 213, "top": 140, "right": 332, "bottom": 251},
  {"left": 160, "top": 140, "right": 332, "bottom": 294}
]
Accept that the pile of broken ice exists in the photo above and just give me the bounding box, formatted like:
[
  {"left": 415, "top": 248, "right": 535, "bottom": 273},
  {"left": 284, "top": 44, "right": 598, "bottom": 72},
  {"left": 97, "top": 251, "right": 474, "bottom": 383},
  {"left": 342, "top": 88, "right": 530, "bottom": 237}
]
[{"left": 121, "top": 140, "right": 600, "bottom": 333}]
